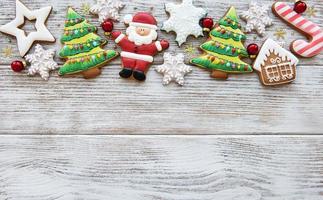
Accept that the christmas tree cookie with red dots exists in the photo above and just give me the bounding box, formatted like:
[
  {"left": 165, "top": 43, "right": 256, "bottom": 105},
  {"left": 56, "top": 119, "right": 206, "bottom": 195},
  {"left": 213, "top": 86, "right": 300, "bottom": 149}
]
[
  {"left": 59, "top": 8, "right": 119, "bottom": 79},
  {"left": 191, "top": 7, "right": 252, "bottom": 79}
]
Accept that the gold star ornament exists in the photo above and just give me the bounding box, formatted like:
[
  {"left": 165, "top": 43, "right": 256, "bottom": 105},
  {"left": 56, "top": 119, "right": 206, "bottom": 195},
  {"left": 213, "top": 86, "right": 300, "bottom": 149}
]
[
  {"left": 2, "top": 46, "right": 13, "bottom": 58},
  {"left": 307, "top": 6, "right": 317, "bottom": 18},
  {"left": 274, "top": 28, "right": 286, "bottom": 40}
]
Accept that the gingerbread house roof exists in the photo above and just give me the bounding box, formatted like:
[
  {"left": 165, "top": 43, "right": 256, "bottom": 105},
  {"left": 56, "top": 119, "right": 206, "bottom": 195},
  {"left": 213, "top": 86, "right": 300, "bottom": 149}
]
[{"left": 253, "top": 39, "right": 299, "bottom": 71}]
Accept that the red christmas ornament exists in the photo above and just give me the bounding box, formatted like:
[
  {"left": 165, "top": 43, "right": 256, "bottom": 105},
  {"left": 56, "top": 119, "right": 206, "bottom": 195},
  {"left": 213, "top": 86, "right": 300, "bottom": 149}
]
[
  {"left": 294, "top": 1, "right": 307, "bottom": 14},
  {"left": 11, "top": 60, "right": 25, "bottom": 72},
  {"left": 200, "top": 17, "right": 214, "bottom": 31},
  {"left": 247, "top": 43, "right": 259, "bottom": 58},
  {"left": 101, "top": 20, "right": 114, "bottom": 33}
]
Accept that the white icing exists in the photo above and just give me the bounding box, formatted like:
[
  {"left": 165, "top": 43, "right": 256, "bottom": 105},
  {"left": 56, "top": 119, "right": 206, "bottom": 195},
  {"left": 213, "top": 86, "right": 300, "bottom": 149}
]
[
  {"left": 253, "top": 38, "right": 299, "bottom": 71},
  {"left": 162, "top": 0, "right": 207, "bottom": 46},
  {"left": 240, "top": 2, "right": 273, "bottom": 36},
  {"left": 90, "top": 0, "right": 125, "bottom": 22},
  {"left": 121, "top": 52, "right": 154, "bottom": 63},
  {"left": 24, "top": 44, "right": 59, "bottom": 80},
  {"left": 0, "top": 0, "right": 55, "bottom": 56},
  {"left": 155, "top": 53, "right": 192, "bottom": 86}
]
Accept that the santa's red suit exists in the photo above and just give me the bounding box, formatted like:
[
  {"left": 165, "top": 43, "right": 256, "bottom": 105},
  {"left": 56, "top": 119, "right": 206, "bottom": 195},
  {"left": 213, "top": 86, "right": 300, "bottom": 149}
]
[{"left": 111, "top": 31, "right": 169, "bottom": 72}]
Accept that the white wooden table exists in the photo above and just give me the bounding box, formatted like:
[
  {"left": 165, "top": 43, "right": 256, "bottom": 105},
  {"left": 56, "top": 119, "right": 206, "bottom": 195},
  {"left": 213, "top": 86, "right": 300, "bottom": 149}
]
[{"left": 0, "top": 0, "right": 322, "bottom": 199}]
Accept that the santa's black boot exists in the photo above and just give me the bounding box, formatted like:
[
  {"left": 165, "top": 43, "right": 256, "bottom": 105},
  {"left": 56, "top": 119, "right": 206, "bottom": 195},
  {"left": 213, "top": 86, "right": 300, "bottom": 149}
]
[
  {"left": 133, "top": 70, "right": 146, "bottom": 81},
  {"left": 119, "top": 68, "right": 133, "bottom": 78}
]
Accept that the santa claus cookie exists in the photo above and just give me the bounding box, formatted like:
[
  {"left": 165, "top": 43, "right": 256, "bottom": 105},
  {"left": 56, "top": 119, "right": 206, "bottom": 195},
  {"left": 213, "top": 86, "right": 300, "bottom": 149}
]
[
  {"left": 253, "top": 38, "right": 299, "bottom": 86},
  {"left": 111, "top": 12, "right": 169, "bottom": 81}
]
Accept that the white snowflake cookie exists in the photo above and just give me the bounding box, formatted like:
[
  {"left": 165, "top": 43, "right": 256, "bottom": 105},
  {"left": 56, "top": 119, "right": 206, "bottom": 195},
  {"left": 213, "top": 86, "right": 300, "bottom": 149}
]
[
  {"left": 0, "top": 0, "right": 55, "bottom": 56},
  {"left": 90, "top": 0, "right": 125, "bottom": 22},
  {"left": 25, "top": 44, "right": 59, "bottom": 80},
  {"left": 241, "top": 2, "right": 273, "bottom": 36},
  {"left": 162, "top": 0, "right": 207, "bottom": 46},
  {"left": 155, "top": 53, "right": 192, "bottom": 86}
]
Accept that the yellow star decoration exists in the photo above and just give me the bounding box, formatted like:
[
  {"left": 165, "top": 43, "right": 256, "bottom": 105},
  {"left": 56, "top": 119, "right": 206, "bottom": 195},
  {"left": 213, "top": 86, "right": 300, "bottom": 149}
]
[
  {"left": 2, "top": 46, "right": 13, "bottom": 58},
  {"left": 184, "top": 44, "right": 196, "bottom": 55},
  {"left": 306, "top": 6, "right": 317, "bottom": 18},
  {"left": 81, "top": 3, "right": 91, "bottom": 15},
  {"left": 274, "top": 28, "right": 287, "bottom": 40}
]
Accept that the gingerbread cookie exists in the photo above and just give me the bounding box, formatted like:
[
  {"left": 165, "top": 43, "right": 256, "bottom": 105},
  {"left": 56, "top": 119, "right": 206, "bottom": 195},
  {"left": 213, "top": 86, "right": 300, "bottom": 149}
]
[
  {"left": 90, "top": 0, "right": 125, "bottom": 22},
  {"left": 162, "top": 0, "right": 207, "bottom": 46},
  {"left": 273, "top": 2, "right": 323, "bottom": 58},
  {"left": 253, "top": 38, "right": 299, "bottom": 86},
  {"left": 241, "top": 2, "right": 273, "bottom": 36},
  {"left": 59, "top": 8, "right": 118, "bottom": 79},
  {"left": 0, "top": 0, "right": 55, "bottom": 56},
  {"left": 155, "top": 53, "right": 192, "bottom": 86},
  {"left": 25, "top": 44, "right": 59, "bottom": 80},
  {"left": 111, "top": 12, "right": 169, "bottom": 81},
  {"left": 190, "top": 7, "right": 253, "bottom": 80}
]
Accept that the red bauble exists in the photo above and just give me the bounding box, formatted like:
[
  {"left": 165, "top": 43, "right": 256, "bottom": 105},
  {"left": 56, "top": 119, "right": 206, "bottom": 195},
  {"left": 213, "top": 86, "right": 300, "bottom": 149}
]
[
  {"left": 294, "top": 1, "right": 307, "bottom": 14},
  {"left": 101, "top": 20, "right": 114, "bottom": 33},
  {"left": 247, "top": 44, "right": 259, "bottom": 56},
  {"left": 11, "top": 60, "right": 25, "bottom": 72},
  {"left": 200, "top": 17, "right": 214, "bottom": 31}
]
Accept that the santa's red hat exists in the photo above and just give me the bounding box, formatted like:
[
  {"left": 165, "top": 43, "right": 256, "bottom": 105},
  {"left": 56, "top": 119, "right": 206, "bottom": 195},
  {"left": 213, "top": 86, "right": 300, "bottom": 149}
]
[{"left": 124, "top": 12, "right": 158, "bottom": 30}]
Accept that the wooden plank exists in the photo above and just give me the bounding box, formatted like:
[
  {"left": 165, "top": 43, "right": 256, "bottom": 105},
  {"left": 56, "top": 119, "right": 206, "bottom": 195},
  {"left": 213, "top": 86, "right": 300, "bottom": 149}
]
[
  {"left": 0, "top": 0, "right": 322, "bottom": 65},
  {"left": 0, "top": 65, "right": 322, "bottom": 134},
  {"left": 0, "top": 136, "right": 322, "bottom": 200}
]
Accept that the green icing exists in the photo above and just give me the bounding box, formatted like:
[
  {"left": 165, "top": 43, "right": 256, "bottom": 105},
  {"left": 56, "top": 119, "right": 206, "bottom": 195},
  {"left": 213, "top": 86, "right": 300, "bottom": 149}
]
[
  {"left": 190, "top": 6, "right": 252, "bottom": 74},
  {"left": 210, "top": 28, "right": 246, "bottom": 42},
  {"left": 59, "top": 38, "right": 107, "bottom": 57},
  {"left": 67, "top": 7, "right": 83, "bottom": 20},
  {"left": 225, "top": 7, "right": 239, "bottom": 22},
  {"left": 65, "top": 18, "right": 85, "bottom": 28},
  {"left": 59, "top": 50, "right": 118, "bottom": 75},
  {"left": 59, "top": 8, "right": 118, "bottom": 76},
  {"left": 61, "top": 25, "right": 97, "bottom": 43},
  {"left": 201, "top": 41, "right": 248, "bottom": 58},
  {"left": 191, "top": 57, "right": 252, "bottom": 73},
  {"left": 219, "top": 7, "right": 241, "bottom": 30}
]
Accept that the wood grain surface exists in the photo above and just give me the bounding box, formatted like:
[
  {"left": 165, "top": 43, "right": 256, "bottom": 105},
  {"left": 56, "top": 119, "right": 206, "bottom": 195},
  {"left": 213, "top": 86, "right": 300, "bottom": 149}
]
[
  {"left": 0, "top": 0, "right": 323, "bottom": 199},
  {"left": 0, "top": 136, "right": 322, "bottom": 200},
  {"left": 0, "top": 0, "right": 322, "bottom": 134}
]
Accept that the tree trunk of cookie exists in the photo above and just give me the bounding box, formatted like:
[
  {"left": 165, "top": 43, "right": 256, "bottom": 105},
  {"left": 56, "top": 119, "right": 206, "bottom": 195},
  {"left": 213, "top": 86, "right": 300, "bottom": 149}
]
[
  {"left": 211, "top": 70, "right": 228, "bottom": 79},
  {"left": 82, "top": 67, "right": 101, "bottom": 79}
]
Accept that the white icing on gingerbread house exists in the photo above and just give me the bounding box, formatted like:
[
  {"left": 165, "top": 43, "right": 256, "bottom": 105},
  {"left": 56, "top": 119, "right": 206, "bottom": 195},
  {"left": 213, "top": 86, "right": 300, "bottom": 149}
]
[{"left": 254, "top": 39, "right": 299, "bottom": 71}]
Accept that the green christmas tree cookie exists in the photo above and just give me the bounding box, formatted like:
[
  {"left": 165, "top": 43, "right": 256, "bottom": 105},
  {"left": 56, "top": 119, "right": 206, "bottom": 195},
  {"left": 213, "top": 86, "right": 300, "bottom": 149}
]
[
  {"left": 59, "top": 7, "right": 118, "bottom": 79},
  {"left": 191, "top": 7, "right": 252, "bottom": 79}
]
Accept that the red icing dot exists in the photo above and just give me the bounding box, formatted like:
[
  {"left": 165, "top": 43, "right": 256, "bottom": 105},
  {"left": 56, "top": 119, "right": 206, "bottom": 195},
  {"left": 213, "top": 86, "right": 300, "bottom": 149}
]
[
  {"left": 294, "top": 1, "right": 307, "bottom": 14},
  {"left": 11, "top": 61, "right": 25, "bottom": 72},
  {"left": 247, "top": 43, "right": 259, "bottom": 56},
  {"left": 200, "top": 18, "right": 214, "bottom": 30},
  {"left": 101, "top": 20, "right": 114, "bottom": 33}
]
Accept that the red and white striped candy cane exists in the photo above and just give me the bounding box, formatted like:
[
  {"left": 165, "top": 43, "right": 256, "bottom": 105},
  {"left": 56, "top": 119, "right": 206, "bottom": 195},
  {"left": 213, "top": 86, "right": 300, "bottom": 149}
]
[{"left": 273, "top": 2, "right": 323, "bottom": 58}]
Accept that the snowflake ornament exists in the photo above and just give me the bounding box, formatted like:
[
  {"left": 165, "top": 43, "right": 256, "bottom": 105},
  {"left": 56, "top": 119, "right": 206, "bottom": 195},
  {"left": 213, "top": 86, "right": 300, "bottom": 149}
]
[
  {"left": 241, "top": 2, "right": 273, "bottom": 36},
  {"left": 162, "top": 0, "right": 207, "bottom": 46},
  {"left": 25, "top": 44, "right": 59, "bottom": 80},
  {"left": 155, "top": 53, "right": 192, "bottom": 86},
  {"left": 90, "top": 0, "right": 125, "bottom": 22}
]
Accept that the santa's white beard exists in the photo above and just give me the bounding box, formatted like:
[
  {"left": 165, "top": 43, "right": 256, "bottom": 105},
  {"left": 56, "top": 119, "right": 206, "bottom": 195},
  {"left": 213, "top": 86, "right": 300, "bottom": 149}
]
[{"left": 126, "top": 26, "right": 158, "bottom": 46}]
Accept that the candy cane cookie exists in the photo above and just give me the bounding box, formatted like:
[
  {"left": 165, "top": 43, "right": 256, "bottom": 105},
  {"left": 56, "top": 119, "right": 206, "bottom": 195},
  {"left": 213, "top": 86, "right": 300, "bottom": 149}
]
[{"left": 272, "top": 2, "right": 323, "bottom": 58}]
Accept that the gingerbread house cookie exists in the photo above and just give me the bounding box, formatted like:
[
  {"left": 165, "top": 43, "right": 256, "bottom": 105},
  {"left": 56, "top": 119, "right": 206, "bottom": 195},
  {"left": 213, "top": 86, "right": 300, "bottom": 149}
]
[{"left": 253, "top": 39, "right": 299, "bottom": 86}]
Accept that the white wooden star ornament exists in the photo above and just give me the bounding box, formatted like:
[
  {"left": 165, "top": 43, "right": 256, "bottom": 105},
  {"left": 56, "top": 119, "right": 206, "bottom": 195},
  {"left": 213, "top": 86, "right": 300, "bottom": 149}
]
[
  {"left": 25, "top": 44, "right": 59, "bottom": 80},
  {"left": 240, "top": 2, "right": 273, "bottom": 36},
  {"left": 0, "top": 0, "right": 55, "bottom": 57},
  {"left": 90, "top": 0, "right": 125, "bottom": 22},
  {"left": 162, "top": 0, "right": 207, "bottom": 46},
  {"left": 155, "top": 53, "right": 192, "bottom": 86}
]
